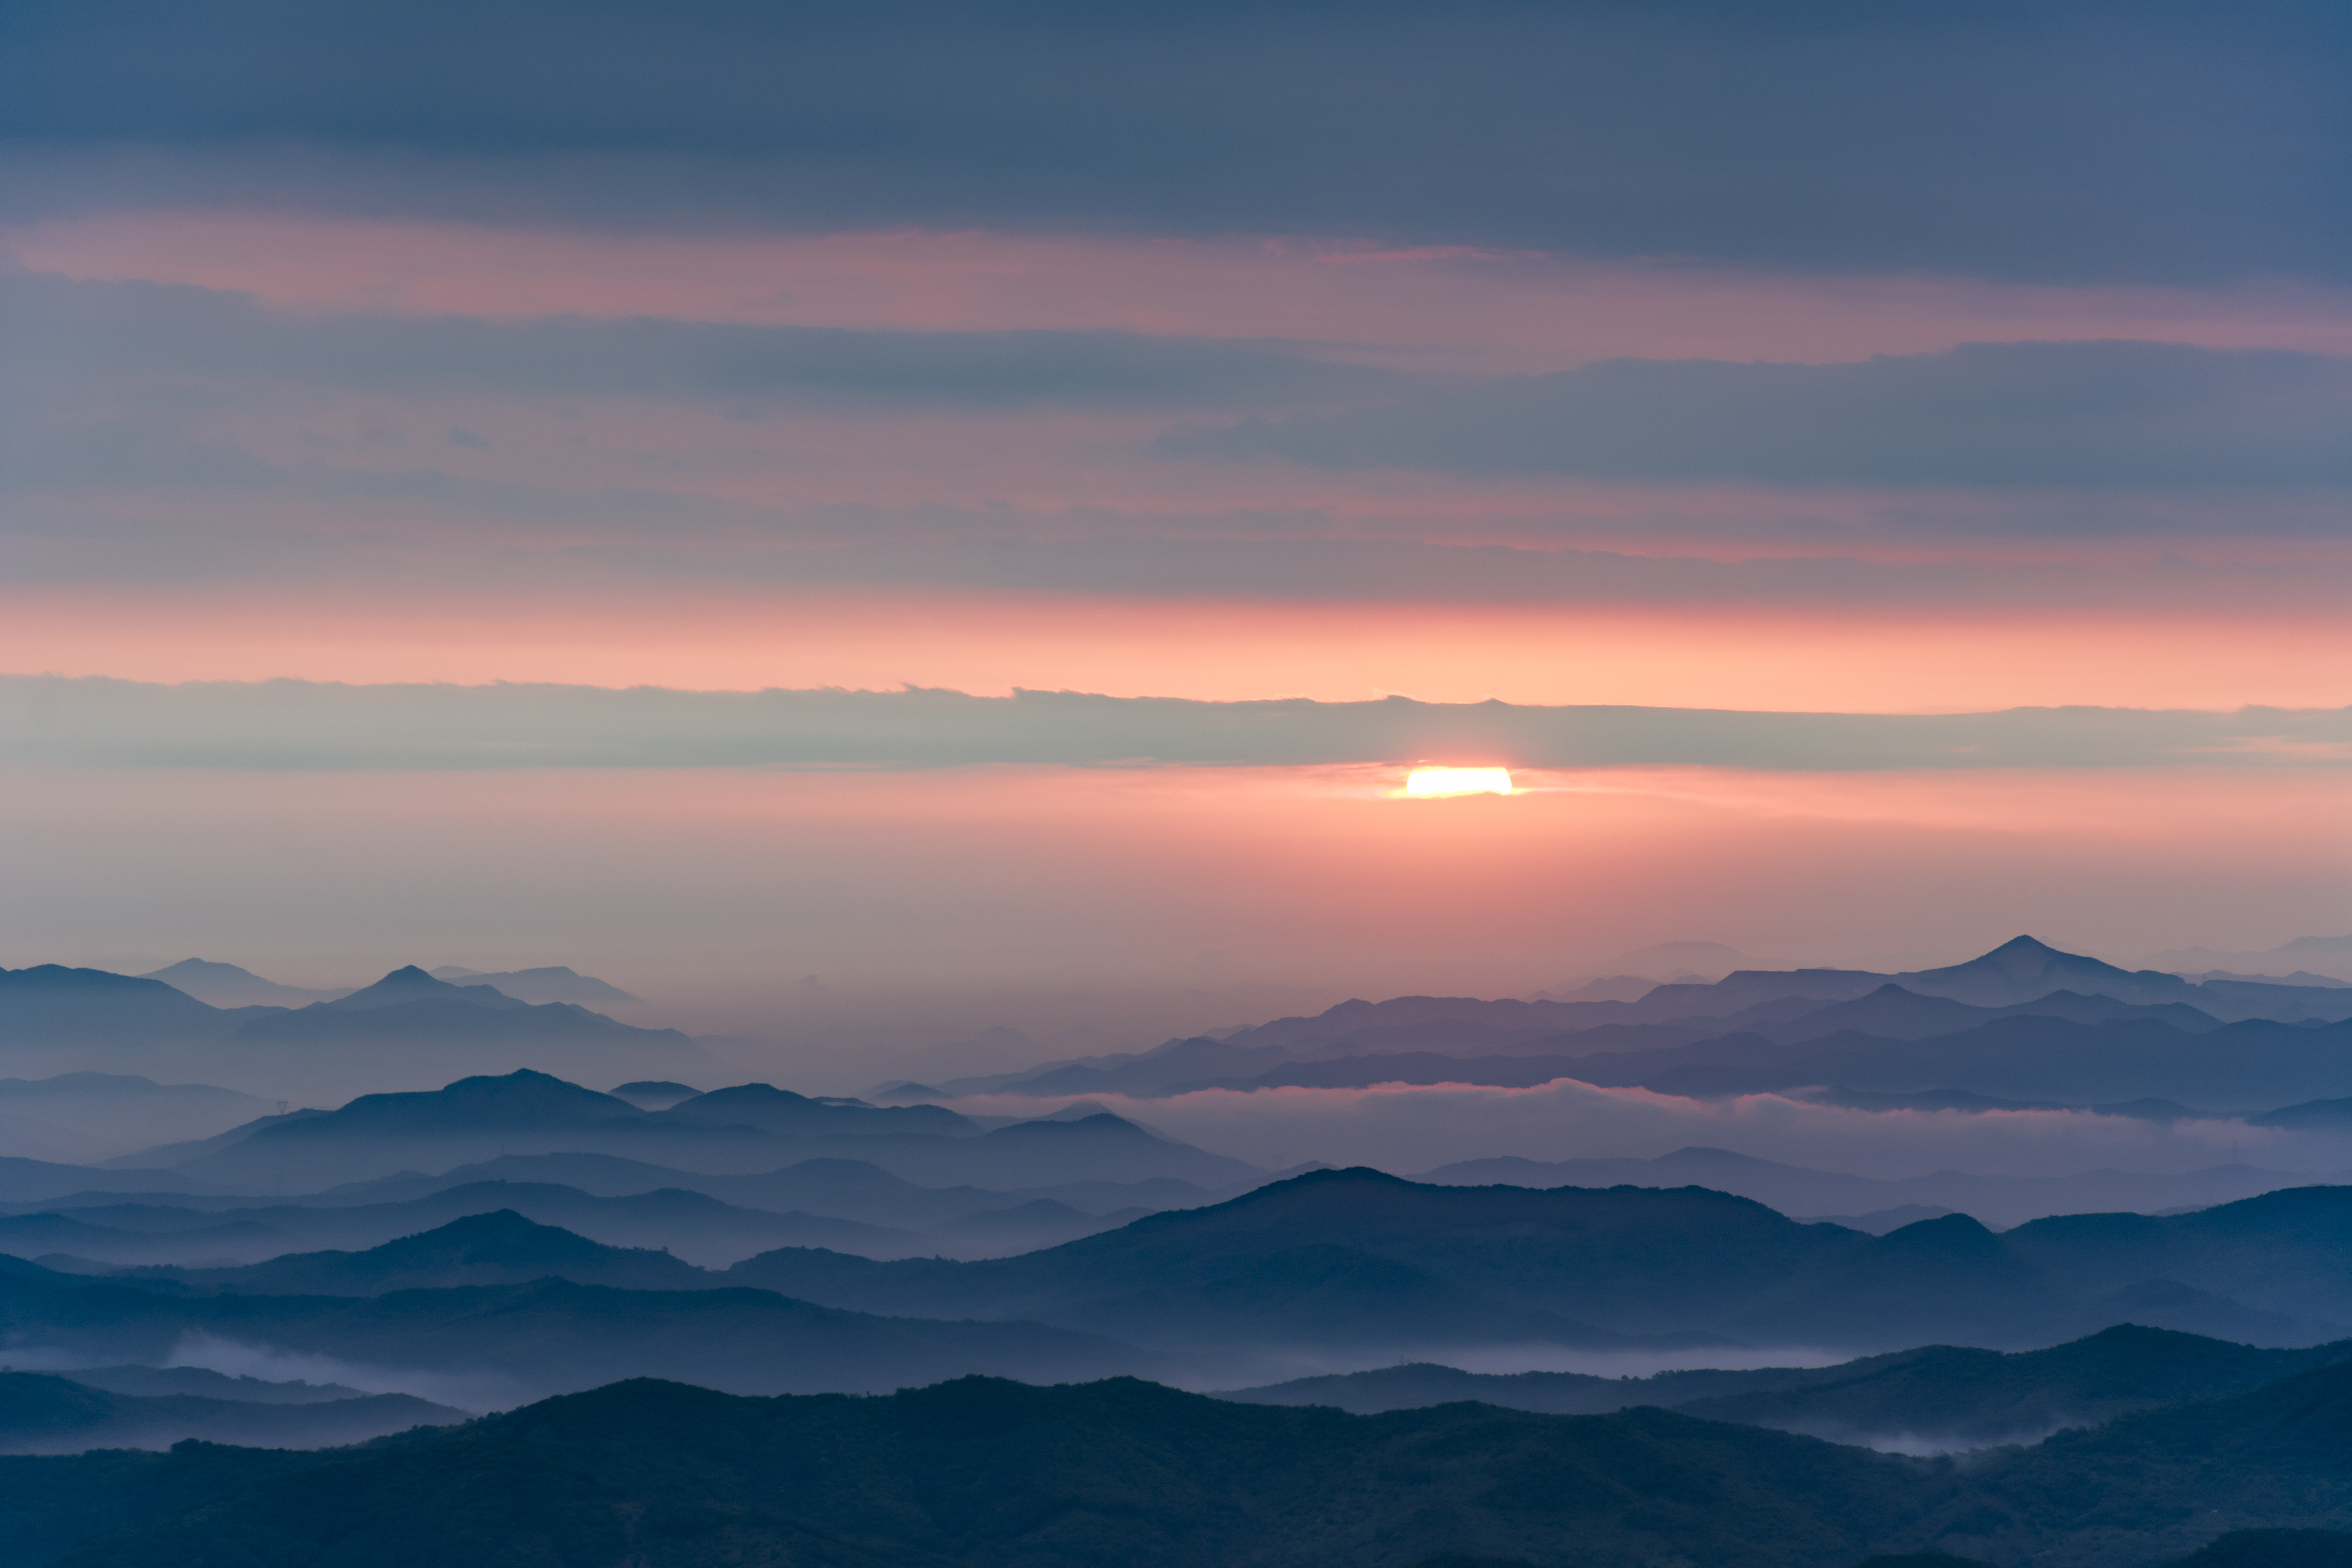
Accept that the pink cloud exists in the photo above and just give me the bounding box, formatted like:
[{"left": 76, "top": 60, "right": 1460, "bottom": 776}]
[{"left": 14, "top": 212, "right": 2351, "bottom": 374}]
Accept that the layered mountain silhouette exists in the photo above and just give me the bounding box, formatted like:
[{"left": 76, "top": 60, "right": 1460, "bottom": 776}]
[
  {"left": 430, "top": 965, "right": 641, "bottom": 1004},
  {"left": 127, "top": 1209, "right": 713, "bottom": 1294},
  {"left": 1223, "top": 1323, "right": 2352, "bottom": 1448},
  {"left": 0, "top": 967, "right": 705, "bottom": 1102},
  {"left": 12, "top": 1361, "right": 2352, "bottom": 1568},
  {"left": 32, "top": 1187, "right": 925, "bottom": 1270},
  {"left": 139, "top": 959, "right": 349, "bottom": 1008},
  {"left": 0, "top": 1370, "right": 461, "bottom": 1455},
  {"left": 117, "top": 1068, "right": 1262, "bottom": 1191},
  {"left": 1415, "top": 1147, "right": 2337, "bottom": 1232},
  {"left": 0, "top": 966, "right": 234, "bottom": 1048},
  {"left": 720, "top": 1169, "right": 2352, "bottom": 1355},
  {"left": 0, "top": 1245, "right": 1150, "bottom": 1402},
  {"left": 936, "top": 938, "right": 2352, "bottom": 1103}
]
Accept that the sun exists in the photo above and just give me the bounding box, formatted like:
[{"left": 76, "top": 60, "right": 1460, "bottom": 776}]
[{"left": 1404, "top": 766, "right": 1514, "bottom": 798}]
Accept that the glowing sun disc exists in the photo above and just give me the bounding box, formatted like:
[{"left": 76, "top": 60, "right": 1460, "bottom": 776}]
[{"left": 1405, "top": 766, "right": 1514, "bottom": 798}]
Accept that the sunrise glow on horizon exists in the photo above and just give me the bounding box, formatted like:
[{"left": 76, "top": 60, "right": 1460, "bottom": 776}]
[{"left": 1404, "top": 767, "right": 1515, "bottom": 799}]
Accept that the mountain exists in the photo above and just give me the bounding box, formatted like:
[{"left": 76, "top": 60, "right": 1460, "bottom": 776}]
[
  {"left": 15, "top": 1363, "right": 2352, "bottom": 1568},
  {"left": 139, "top": 958, "right": 348, "bottom": 1007},
  {"left": 128, "top": 1069, "right": 1254, "bottom": 1193},
  {"left": 608, "top": 1079, "right": 699, "bottom": 1108},
  {"left": 2165, "top": 1530, "right": 2352, "bottom": 1566},
  {"left": 0, "top": 1259, "right": 1152, "bottom": 1404},
  {"left": 430, "top": 965, "right": 642, "bottom": 1004},
  {"left": 148, "top": 1069, "right": 657, "bottom": 1187},
  {"left": 33, "top": 1185, "right": 927, "bottom": 1270},
  {"left": 0, "top": 1370, "right": 462, "bottom": 1455},
  {"left": 0, "top": 1376, "right": 1938, "bottom": 1568},
  {"left": 1415, "top": 1148, "right": 2343, "bottom": 1231},
  {"left": 0, "top": 1156, "right": 194, "bottom": 1205},
  {"left": 1549, "top": 1015, "right": 2352, "bottom": 1106},
  {"left": 0, "top": 965, "right": 236, "bottom": 1048},
  {"left": 955, "top": 940, "right": 2352, "bottom": 1102},
  {"left": 1668, "top": 1324, "right": 2352, "bottom": 1449},
  {"left": 122, "top": 1210, "right": 713, "bottom": 1294},
  {"left": 60, "top": 1364, "right": 379, "bottom": 1403},
  {"left": 1223, "top": 1325, "right": 2352, "bottom": 1449},
  {"left": 721, "top": 1170, "right": 2352, "bottom": 1357},
  {"left": 2148, "top": 936, "right": 2352, "bottom": 983},
  {"left": 2253, "top": 1097, "right": 2352, "bottom": 1131},
  {"left": 308, "top": 1150, "right": 1231, "bottom": 1233},
  {"left": 657, "top": 1081, "right": 974, "bottom": 1138}
]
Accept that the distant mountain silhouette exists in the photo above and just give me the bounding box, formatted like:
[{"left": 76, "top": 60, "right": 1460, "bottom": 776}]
[
  {"left": 0, "top": 1154, "right": 195, "bottom": 1205},
  {"left": 1223, "top": 1324, "right": 2352, "bottom": 1448},
  {"left": 608, "top": 1079, "right": 698, "bottom": 1108},
  {"left": 0, "top": 1256, "right": 1151, "bottom": 1404},
  {"left": 2251, "top": 1096, "right": 2352, "bottom": 1131},
  {"left": 1551, "top": 1015, "right": 2352, "bottom": 1106},
  {"left": 2147, "top": 936, "right": 2352, "bottom": 982},
  {"left": 430, "top": 965, "right": 641, "bottom": 1004},
  {"left": 723, "top": 1169, "right": 2352, "bottom": 1355},
  {"left": 0, "top": 966, "right": 236, "bottom": 1048},
  {"left": 139, "top": 1210, "right": 711, "bottom": 1294},
  {"left": 1415, "top": 1147, "right": 2340, "bottom": 1232},
  {"left": 0, "top": 1370, "right": 463, "bottom": 1455},
  {"left": 954, "top": 939, "right": 2352, "bottom": 1102},
  {"left": 310, "top": 1150, "right": 1231, "bottom": 1234},
  {"left": 36, "top": 1182, "right": 928, "bottom": 1270},
  {"left": 139, "top": 959, "right": 350, "bottom": 1007}
]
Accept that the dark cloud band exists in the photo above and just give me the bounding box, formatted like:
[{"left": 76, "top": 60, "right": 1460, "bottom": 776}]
[{"left": 1, "top": 2, "right": 2342, "bottom": 284}]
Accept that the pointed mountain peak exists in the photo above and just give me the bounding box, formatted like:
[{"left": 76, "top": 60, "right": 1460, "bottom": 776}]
[
  {"left": 326, "top": 965, "right": 530, "bottom": 1012},
  {"left": 1987, "top": 935, "right": 2064, "bottom": 956}
]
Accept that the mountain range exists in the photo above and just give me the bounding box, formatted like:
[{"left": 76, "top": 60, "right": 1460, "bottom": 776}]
[
  {"left": 706, "top": 1169, "right": 2352, "bottom": 1357},
  {"left": 1414, "top": 1147, "right": 2339, "bottom": 1232},
  {"left": 8, "top": 1360, "right": 2352, "bottom": 1567},
  {"left": 1224, "top": 1323, "right": 2352, "bottom": 1450},
  {"left": 903, "top": 939, "right": 2352, "bottom": 1106},
  {"left": 116, "top": 1068, "right": 1263, "bottom": 1191},
  {"left": 0, "top": 965, "right": 703, "bottom": 1101},
  {"left": 0, "top": 1370, "right": 461, "bottom": 1455}
]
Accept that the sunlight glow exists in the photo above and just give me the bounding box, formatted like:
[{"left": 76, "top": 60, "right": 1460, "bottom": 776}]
[{"left": 1405, "top": 766, "right": 1514, "bottom": 798}]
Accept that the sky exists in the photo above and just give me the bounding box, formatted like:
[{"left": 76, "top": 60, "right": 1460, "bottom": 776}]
[{"left": 1, "top": 1, "right": 2347, "bottom": 1063}]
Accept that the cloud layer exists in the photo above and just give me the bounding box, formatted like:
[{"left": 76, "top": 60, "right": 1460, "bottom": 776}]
[
  {"left": 5, "top": 677, "right": 2344, "bottom": 771},
  {"left": 3, "top": 2, "right": 2343, "bottom": 284},
  {"left": 1174, "top": 342, "right": 2352, "bottom": 487},
  {"left": 957, "top": 1080, "right": 2352, "bottom": 1187}
]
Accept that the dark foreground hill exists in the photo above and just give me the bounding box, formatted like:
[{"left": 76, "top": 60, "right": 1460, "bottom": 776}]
[{"left": 9, "top": 1364, "right": 2352, "bottom": 1568}]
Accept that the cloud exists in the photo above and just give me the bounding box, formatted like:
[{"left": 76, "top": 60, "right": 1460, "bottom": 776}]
[
  {"left": 1167, "top": 342, "right": 2352, "bottom": 487},
  {"left": 0, "top": 2, "right": 2343, "bottom": 285},
  {"left": 0, "top": 268, "right": 1385, "bottom": 410},
  {"left": 2, "top": 676, "right": 2343, "bottom": 771}
]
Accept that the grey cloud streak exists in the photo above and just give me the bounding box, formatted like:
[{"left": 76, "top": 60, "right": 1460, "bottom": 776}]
[
  {"left": 0, "top": 2, "right": 2342, "bottom": 285},
  {"left": 1167, "top": 342, "right": 2352, "bottom": 488},
  {"left": 0, "top": 269, "right": 1387, "bottom": 409},
  {"left": 4, "top": 678, "right": 2342, "bottom": 773}
]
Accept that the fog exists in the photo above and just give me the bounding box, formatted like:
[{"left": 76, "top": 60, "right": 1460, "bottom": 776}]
[{"left": 950, "top": 1080, "right": 2352, "bottom": 1187}]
